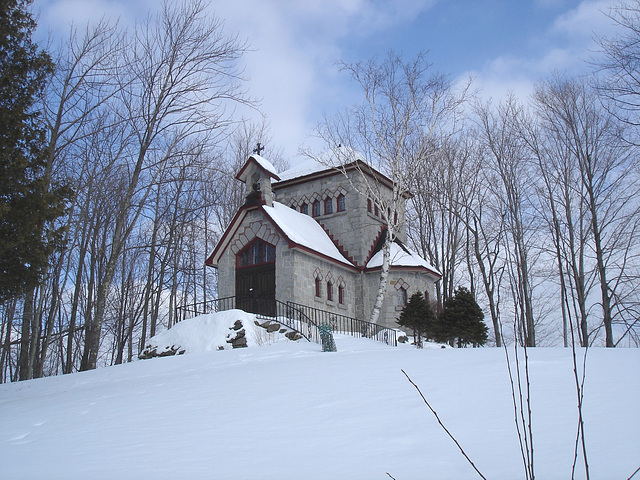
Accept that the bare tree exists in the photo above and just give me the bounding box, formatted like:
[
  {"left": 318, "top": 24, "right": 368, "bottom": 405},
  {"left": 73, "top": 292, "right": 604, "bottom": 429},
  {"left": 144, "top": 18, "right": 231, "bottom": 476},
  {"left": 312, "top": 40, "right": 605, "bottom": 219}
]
[
  {"left": 314, "top": 51, "right": 468, "bottom": 324},
  {"left": 80, "top": 0, "right": 251, "bottom": 370},
  {"left": 532, "top": 76, "right": 639, "bottom": 347},
  {"left": 475, "top": 97, "right": 540, "bottom": 347},
  {"left": 595, "top": 1, "right": 640, "bottom": 142},
  {"left": 407, "top": 137, "right": 469, "bottom": 312}
]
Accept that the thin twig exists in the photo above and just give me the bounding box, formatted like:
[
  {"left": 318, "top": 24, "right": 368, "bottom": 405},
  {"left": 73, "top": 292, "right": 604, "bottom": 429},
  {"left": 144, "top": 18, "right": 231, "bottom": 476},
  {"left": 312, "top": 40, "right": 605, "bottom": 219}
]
[
  {"left": 386, "top": 473, "right": 397, "bottom": 480},
  {"left": 627, "top": 465, "right": 640, "bottom": 480},
  {"left": 401, "top": 369, "right": 487, "bottom": 480}
]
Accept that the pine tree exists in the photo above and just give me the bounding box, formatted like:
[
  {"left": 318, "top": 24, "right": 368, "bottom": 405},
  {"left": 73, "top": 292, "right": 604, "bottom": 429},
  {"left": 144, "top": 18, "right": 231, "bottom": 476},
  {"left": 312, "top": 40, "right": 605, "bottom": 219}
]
[
  {"left": 397, "top": 291, "right": 436, "bottom": 347},
  {"left": 0, "top": 0, "right": 65, "bottom": 303},
  {"left": 436, "top": 287, "right": 488, "bottom": 347}
]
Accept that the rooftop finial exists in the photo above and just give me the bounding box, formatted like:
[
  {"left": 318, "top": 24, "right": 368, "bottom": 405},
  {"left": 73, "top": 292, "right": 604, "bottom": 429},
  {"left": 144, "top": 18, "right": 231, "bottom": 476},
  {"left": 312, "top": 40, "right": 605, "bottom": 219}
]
[{"left": 253, "top": 142, "right": 265, "bottom": 155}]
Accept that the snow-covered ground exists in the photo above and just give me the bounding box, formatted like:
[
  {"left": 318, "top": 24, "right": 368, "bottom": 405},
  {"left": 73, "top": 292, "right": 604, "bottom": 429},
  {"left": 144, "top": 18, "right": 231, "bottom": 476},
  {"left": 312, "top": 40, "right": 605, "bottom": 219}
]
[{"left": 1, "top": 311, "right": 638, "bottom": 479}]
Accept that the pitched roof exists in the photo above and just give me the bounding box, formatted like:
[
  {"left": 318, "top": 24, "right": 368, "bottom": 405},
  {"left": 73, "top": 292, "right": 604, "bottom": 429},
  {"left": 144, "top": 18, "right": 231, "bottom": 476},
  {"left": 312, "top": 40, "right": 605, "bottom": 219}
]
[
  {"left": 274, "top": 147, "right": 395, "bottom": 189},
  {"left": 235, "top": 154, "right": 280, "bottom": 182},
  {"left": 206, "top": 202, "right": 355, "bottom": 269},
  {"left": 262, "top": 203, "right": 354, "bottom": 267},
  {"left": 366, "top": 239, "right": 441, "bottom": 278}
]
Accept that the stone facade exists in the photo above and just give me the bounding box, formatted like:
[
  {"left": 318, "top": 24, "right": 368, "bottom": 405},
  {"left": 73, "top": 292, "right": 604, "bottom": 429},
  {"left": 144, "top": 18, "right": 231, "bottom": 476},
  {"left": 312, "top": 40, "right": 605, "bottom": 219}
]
[{"left": 206, "top": 154, "right": 440, "bottom": 330}]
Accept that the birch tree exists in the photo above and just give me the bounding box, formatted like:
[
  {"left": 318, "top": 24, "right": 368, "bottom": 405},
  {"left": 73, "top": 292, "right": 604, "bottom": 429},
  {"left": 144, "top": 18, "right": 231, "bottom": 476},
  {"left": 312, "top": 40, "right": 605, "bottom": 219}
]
[{"left": 314, "top": 51, "right": 468, "bottom": 324}]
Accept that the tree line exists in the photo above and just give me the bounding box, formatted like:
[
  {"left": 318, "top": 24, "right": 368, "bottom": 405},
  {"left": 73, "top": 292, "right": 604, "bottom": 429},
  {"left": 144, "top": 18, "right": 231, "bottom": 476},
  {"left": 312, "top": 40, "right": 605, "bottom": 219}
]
[
  {"left": 0, "top": 0, "right": 286, "bottom": 382},
  {"left": 1, "top": 0, "right": 638, "bottom": 383},
  {"left": 314, "top": 3, "right": 639, "bottom": 350}
]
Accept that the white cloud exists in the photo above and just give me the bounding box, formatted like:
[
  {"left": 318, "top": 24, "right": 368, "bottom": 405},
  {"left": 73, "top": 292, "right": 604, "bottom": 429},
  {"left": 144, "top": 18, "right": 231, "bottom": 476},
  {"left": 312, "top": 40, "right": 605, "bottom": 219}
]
[
  {"left": 553, "top": 0, "right": 619, "bottom": 38},
  {"left": 467, "top": 0, "right": 621, "bottom": 105},
  {"left": 211, "top": 0, "right": 442, "bottom": 159}
]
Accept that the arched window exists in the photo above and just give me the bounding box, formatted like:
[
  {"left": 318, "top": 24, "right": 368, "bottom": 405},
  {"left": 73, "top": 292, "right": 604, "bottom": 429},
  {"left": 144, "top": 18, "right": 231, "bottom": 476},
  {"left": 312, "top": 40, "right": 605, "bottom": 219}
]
[
  {"left": 237, "top": 238, "right": 276, "bottom": 268},
  {"left": 338, "top": 285, "right": 345, "bottom": 304},
  {"left": 315, "top": 276, "right": 322, "bottom": 297},
  {"left": 312, "top": 200, "right": 321, "bottom": 217},
  {"left": 337, "top": 194, "right": 345, "bottom": 212},
  {"left": 300, "top": 203, "right": 308, "bottom": 215},
  {"left": 367, "top": 198, "right": 372, "bottom": 213},
  {"left": 327, "top": 281, "right": 333, "bottom": 301},
  {"left": 324, "top": 197, "right": 333, "bottom": 215}
]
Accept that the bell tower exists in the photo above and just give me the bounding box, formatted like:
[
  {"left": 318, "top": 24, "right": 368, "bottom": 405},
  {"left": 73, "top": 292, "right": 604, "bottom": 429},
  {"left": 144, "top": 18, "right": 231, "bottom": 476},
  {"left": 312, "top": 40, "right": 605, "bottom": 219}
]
[{"left": 235, "top": 151, "right": 280, "bottom": 207}]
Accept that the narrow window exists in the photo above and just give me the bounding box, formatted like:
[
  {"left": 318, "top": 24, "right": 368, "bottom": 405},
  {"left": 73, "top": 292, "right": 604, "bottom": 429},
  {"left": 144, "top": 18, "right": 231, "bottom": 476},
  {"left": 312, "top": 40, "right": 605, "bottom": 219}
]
[
  {"left": 324, "top": 197, "right": 333, "bottom": 215},
  {"left": 327, "top": 281, "right": 333, "bottom": 301},
  {"left": 338, "top": 285, "right": 344, "bottom": 304},
  {"left": 315, "top": 277, "right": 322, "bottom": 297},
  {"left": 394, "top": 211, "right": 398, "bottom": 225},
  {"left": 374, "top": 204, "right": 379, "bottom": 217},
  {"left": 397, "top": 287, "right": 407, "bottom": 307},
  {"left": 424, "top": 290, "right": 430, "bottom": 302},
  {"left": 300, "top": 203, "right": 308, "bottom": 215},
  {"left": 312, "top": 200, "right": 321, "bottom": 217},
  {"left": 367, "top": 198, "right": 372, "bottom": 213},
  {"left": 337, "top": 194, "right": 345, "bottom": 212}
]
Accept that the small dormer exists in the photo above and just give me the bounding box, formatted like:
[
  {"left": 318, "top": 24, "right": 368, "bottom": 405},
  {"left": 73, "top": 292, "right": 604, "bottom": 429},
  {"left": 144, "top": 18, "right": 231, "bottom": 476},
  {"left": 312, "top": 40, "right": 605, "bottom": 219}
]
[{"left": 235, "top": 154, "right": 280, "bottom": 207}]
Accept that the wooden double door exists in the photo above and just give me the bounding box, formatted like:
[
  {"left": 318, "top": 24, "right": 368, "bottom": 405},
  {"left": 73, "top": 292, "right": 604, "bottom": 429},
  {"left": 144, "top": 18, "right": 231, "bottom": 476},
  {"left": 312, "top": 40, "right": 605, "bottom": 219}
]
[{"left": 235, "top": 263, "right": 276, "bottom": 316}]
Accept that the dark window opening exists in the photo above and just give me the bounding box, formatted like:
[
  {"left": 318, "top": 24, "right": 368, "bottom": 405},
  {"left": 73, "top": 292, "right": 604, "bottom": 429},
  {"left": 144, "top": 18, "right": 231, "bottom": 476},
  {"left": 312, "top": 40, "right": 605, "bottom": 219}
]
[
  {"left": 315, "top": 277, "right": 322, "bottom": 297},
  {"left": 237, "top": 239, "right": 276, "bottom": 268},
  {"left": 338, "top": 285, "right": 344, "bottom": 304},
  {"left": 312, "top": 200, "right": 321, "bottom": 217},
  {"left": 367, "top": 199, "right": 372, "bottom": 213},
  {"left": 327, "top": 281, "right": 333, "bottom": 301},
  {"left": 337, "top": 194, "right": 345, "bottom": 212},
  {"left": 300, "top": 203, "right": 308, "bottom": 215},
  {"left": 397, "top": 287, "right": 407, "bottom": 307},
  {"left": 324, "top": 197, "right": 333, "bottom": 215}
]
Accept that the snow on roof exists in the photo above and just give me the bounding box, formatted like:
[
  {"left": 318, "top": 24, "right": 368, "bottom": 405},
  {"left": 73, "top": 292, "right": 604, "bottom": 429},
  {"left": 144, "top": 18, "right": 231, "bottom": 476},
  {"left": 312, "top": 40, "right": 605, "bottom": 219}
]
[
  {"left": 366, "top": 241, "right": 439, "bottom": 273},
  {"left": 263, "top": 202, "right": 354, "bottom": 267},
  {"left": 250, "top": 154, "right": 279, "bottom": 178},
  {"left": 277, "top": 146, "right": 368, "bottom": 183}
]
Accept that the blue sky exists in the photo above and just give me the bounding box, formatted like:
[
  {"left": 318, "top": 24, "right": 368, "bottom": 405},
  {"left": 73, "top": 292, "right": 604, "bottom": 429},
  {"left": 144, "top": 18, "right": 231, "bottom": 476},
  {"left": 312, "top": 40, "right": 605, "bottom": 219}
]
[{"left": 33, "top": 0, "right": 622, "bottom": 160}]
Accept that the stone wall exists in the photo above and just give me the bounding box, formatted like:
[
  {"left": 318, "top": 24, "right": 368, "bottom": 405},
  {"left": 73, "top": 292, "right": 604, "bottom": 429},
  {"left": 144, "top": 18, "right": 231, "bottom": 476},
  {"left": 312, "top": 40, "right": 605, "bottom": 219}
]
[
  {"left": 290, "top": 249, "right": 356, "bottom": 318},
  {"left": 360, "top": 269, "right": 437, "bottom": 330},
  {"left": 273, "top": 170, "right": 406, "bottom": 267}
]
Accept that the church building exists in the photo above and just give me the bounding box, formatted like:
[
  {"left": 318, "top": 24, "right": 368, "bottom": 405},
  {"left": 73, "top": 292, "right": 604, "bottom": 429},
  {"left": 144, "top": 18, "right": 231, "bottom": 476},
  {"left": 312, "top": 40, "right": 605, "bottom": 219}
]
[{"left": 205, "top": 149, "right": 441, "bottom": 330}]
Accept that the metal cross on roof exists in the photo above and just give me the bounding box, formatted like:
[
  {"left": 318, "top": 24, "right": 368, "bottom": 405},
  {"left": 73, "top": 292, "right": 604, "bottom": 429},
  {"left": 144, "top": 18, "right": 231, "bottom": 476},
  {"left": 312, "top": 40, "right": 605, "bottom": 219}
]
[{"left": 253, "top": 142, "right": 265, "bottom": 155}]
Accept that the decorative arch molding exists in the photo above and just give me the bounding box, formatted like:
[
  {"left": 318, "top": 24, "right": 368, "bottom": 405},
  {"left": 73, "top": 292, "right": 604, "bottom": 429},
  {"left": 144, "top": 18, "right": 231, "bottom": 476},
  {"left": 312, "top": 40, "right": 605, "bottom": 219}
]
[
  {"left": 394, "top": 278, "right": 410, "bottom": 291},
  {"left": 229, "top": 220, "right": 280, "bottom": 255}
]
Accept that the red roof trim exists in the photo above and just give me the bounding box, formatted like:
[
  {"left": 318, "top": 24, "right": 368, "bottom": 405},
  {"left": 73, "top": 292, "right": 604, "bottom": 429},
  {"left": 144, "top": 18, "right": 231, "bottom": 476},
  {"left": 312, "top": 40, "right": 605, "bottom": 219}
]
[
  {"left": 273, "top": 160, "right": 394, "bottom": 191},
  {"left": 364, "top": 264, "right": 442, "bottom": 279},
  {"left": 289, "top": 242, "right": 360, "bottom": 272},
  {"left": 206, "top": 203, "right": 357, "bottom": 271},
  {"left": 205, "top": 207, "right": 253, "bottom": 267}
]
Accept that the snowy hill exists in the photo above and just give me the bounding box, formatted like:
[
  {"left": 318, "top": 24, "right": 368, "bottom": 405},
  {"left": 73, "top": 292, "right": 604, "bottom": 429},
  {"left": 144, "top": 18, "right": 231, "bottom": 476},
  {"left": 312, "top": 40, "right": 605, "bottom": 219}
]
[{"left": 0, "top": 311, "right": 638, "bottom": 480}]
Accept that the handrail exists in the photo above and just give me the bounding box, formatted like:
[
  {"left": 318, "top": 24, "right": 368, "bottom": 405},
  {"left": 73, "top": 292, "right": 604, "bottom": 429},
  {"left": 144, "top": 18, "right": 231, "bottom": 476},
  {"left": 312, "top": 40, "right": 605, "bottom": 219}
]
[
  {"left": 175, "top": 296, "right": 396, "bottom": 347},
  {"left": 285, "top": 301, "right": 397, "bottom": 347}
]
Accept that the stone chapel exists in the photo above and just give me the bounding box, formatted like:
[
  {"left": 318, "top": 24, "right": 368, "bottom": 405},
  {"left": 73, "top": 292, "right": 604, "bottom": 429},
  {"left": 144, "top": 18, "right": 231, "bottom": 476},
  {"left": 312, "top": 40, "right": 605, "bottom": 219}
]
[{"left": 205, "top": 148, "right": 441, "bottom": 330}]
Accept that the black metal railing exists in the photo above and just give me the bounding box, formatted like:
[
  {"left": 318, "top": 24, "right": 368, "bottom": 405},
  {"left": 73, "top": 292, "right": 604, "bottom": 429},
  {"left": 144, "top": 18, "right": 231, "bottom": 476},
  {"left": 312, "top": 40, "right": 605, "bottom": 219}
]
[
  {"left": 176, "top": 297, "right": 320, "bottom": 343},
  {"left": 175, "top": 296, "right": 237, "bottom": 323},
  {"left": 176, "top": 296, "right": 397, "bottom": 347},
  {"left": 285, "top": 301, "right": 397, "bottom": 347}
]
